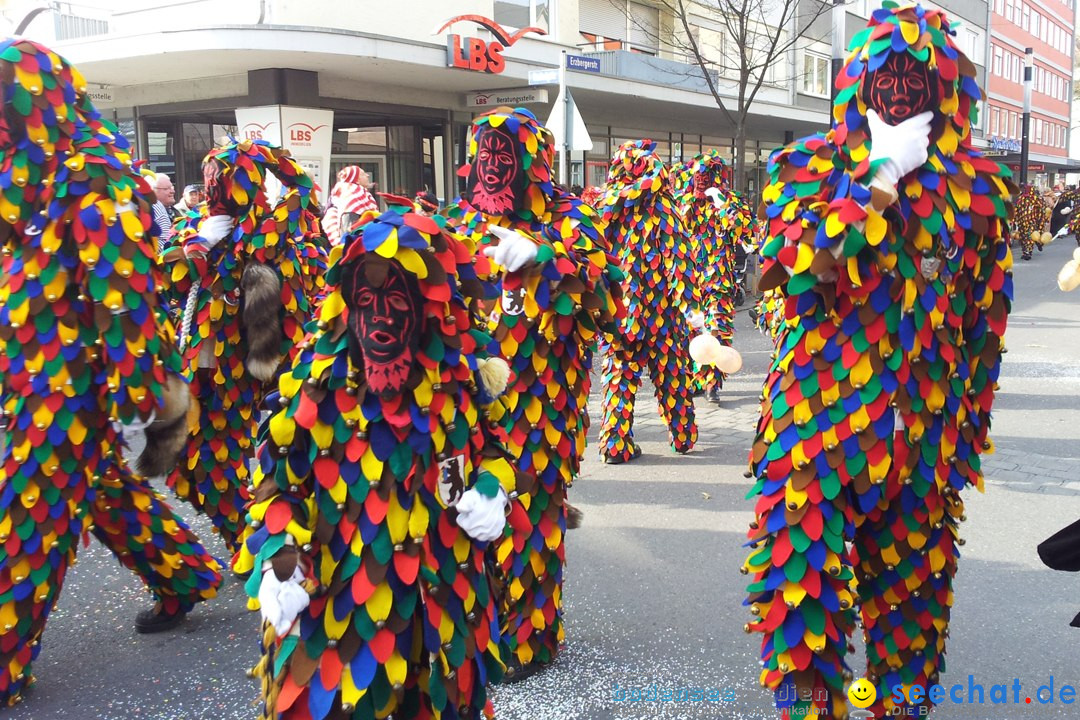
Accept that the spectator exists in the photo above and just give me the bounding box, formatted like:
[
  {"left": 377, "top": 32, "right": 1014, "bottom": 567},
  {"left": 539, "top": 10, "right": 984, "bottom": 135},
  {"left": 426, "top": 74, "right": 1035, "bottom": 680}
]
[
  {"left": 174, "top": 183, "right": 204, "bottom": 215},
  {"left": 151, "top": 173, "right": 176, "bottom": 250},
  {"left": 323, "top": 165, "right": 379, "bottom": 245},
  {"left": 414, "top": 190, "right": 439, "bottom": 216}
]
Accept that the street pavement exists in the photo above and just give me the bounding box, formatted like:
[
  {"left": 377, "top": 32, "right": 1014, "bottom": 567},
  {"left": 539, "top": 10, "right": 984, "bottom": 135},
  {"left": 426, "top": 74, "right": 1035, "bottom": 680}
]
[{"left": 7, "top": 238, "right": 1080, "bottom": 720}]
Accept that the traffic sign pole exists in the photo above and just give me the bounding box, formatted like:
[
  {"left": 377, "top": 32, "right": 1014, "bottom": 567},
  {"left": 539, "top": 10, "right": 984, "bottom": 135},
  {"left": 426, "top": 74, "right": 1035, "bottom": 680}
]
[{"left": 559, "top": 50, "right": 568, "bottom": 186}]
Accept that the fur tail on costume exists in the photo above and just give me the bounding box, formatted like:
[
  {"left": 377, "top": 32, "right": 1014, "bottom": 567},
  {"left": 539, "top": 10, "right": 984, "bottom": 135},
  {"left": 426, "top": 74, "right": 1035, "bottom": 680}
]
[
  {"left": 136, "top": 374, "right": 192, "bottom": 477},
  {"left": 566, "top": 502, "right": 584, "bottom": 529},
  {"left": 241, "top": 263, "right": 284, "bottom": 382}
]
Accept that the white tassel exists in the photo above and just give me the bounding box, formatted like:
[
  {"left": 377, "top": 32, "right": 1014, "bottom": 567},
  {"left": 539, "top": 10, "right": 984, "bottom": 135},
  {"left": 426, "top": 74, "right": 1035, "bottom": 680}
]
[
  {"left": 476, "top": 357, "right": 511, "bottom": 398},
  {"left": 1058, "top": 260, "right": 1080, "bottom": 292}
]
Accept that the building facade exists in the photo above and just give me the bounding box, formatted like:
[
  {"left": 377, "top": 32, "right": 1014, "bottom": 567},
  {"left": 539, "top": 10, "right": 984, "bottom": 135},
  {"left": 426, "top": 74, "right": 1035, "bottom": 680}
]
[
  {"left": 986, "top": 0, "right": 1077, "bottom": 183},
  {"left": 0, "top": 0, "right": 1009, "bottom": 199}
]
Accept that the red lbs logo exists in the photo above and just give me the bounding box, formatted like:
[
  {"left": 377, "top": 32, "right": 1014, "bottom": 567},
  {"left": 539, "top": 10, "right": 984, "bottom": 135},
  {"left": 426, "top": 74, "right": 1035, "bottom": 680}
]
[{"left": 437, "top": 15, "right": 545, "bottom": 75}]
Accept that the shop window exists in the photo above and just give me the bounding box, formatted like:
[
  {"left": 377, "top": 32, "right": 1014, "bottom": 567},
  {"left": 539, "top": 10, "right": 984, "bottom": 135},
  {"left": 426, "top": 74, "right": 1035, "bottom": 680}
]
[
  {"left": 494, "top": 0, "right": 550, "bottom": 33},
  {"left": 801, "top": 52, "right": 830, "bottom": 98}
]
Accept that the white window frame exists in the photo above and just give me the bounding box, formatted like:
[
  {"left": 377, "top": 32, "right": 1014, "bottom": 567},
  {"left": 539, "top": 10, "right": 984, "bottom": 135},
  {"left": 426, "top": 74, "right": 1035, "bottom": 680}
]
[{"left": 801, "top": 51, "right": 830, "bottom": 98}]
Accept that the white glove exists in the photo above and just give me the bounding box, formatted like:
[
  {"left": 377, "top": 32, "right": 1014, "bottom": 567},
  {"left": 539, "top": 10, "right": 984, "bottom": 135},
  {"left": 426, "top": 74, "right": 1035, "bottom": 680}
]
[
  {"left": 455, "top": 487, "right": 509, "bottom": 542},
  {"left": 258, "top": 567, "right": 309, "bottom": 636},
  {"left": 198, "top": 214, "right": 235, "bottom": 248},
  {"left": 1060, "top": 206, "right": 1073, "bottom": 215},
  {"left": 484, "top": 226, "right": 539, "bottom": 272},
  {"left": 703, "top": 186, "right": 726, "bottom": 210},
  {"left": 687, "top": 311, "right": 706, "bottom": 330},
  {"left": 866, "top": 109, "right": 934, "bottom": 188}
]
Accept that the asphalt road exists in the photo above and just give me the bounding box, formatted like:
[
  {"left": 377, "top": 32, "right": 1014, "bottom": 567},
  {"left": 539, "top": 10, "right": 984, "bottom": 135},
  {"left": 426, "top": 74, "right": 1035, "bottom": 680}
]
[{"left": 7, "top": 238, "right": 1080, "bottom": 720}]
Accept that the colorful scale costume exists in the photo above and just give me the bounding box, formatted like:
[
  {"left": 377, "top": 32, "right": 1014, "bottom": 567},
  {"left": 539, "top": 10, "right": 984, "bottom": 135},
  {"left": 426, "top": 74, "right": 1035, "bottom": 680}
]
[
  {"left": 1013, "top": 185, "right": 1048, "bottom": 260},
  {"left": 0, "top": 39, "right": 222, "bottom": 704},
  {"left": 672, "top": 152, "right": 737, "bottom": 400},
  {"left": 162, "top": 140, "right": 325, "bottom": 555},
  {"left": 742, "top": 5, "right": 1013, "bottom": 718},
  {"left": 445, "top": 108, "right": 624, "bottom": 673},
  {"left": 596, "top": 140, "right": 698, "bottom": 462},
  {"left": 241, "top": 198, "right": 525, "bottom": 720}
]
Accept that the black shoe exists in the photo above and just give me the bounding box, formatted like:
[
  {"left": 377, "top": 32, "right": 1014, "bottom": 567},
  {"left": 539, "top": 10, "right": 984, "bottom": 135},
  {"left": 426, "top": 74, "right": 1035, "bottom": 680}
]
[
  {"left": 705, "top": 387, "right": 721, "bottom": 403},
  {"left": 1037, "top": 243, "right": 1043, "bottom": 252},
  {"left": 603, "top": 444, "right": 641, "bottom": 465},
  {"left": 501, "top": 658, "right": 550, "bottom": 684},
  {"left": 1022, "top": 254, "right": 1031, "bottom": 261},
  {"left": 135, "top": 603, "right": 188, "bottom": 634}
]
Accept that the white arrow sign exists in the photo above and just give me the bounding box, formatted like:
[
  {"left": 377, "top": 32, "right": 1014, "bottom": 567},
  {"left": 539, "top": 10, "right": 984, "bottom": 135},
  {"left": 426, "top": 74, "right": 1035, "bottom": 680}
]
[
  {"left": 545, "top": 87, "right": 592, "bottom": 152},
  {"left": 528, "top": 68, "right": 559, "bottom": 86}
]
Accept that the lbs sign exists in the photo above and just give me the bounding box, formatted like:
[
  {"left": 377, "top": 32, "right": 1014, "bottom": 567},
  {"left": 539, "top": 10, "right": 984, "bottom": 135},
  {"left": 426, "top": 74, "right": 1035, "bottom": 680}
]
[{"left": 437, "top": 15, "right": 545, "bottom": 75}]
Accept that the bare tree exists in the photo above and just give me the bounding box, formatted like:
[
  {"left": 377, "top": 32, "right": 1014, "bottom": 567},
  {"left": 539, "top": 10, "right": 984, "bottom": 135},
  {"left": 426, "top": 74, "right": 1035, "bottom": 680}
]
[{"left": 615, "top": 0, "right": 834, "bottom": 190}]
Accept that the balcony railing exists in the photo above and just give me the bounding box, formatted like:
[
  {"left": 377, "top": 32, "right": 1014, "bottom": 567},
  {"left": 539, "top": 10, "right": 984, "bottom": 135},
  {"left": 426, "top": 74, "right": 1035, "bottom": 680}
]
[{"left": 577, "top": 42, "right": 720, "bottom": 94}]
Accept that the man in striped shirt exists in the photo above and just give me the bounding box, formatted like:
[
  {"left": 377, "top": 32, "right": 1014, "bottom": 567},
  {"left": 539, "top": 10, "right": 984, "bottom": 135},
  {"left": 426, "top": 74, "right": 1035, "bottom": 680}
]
[{"left": 152, "top": 173, "right": 177, "bottom": 251}]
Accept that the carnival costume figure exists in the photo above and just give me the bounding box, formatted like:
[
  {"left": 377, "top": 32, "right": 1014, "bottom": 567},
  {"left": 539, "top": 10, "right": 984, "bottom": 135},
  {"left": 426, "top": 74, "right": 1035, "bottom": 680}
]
[
  {"left": 1013, "top": 184, "right": 1049, "bottom": 260},
  {"left": 446, "top": 107, "right": 624, "bottom": 677},
  {"left": 241, "top": 196, "right": 526, "bottom": 720},
  {"left": 596, "top": 140, "right": 699, "bottom": 463},
  {"left": 671, "top": 151, "right": 740, "bottom": 401},
  {"left": 742, "top": 5, "right": 1013, "bottom": 717},
  {"left": 162, "top": 140, "right": 325, "bottom": 555},
  {"left": 323, "top": 165, "right": 379, "bottom": 246},
  {"left": 0, "top": 38, "right": 223, "bottom": 704}
]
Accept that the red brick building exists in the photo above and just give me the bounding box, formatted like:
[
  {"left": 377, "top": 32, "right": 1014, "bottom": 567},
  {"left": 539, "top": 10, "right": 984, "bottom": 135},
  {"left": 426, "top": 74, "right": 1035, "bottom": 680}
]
[{"left": 986, "top": 0, "right": 1076, "bottom": 183}]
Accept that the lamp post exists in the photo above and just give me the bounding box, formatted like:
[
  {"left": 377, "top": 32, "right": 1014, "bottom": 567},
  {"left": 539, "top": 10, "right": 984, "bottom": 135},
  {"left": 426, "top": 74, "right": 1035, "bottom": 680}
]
[
  {"left": 1020, "top": 47, "right": 1033, "bottom": 185},
  {"left": 831, "top": 0, "right": 846, "bottom": 102}
]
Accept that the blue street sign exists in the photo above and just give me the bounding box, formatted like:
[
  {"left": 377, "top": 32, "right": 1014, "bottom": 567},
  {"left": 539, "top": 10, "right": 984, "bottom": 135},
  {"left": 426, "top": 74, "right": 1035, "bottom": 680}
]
[{"left": 566, "top": 54, "right": 601, "bottom": 73}]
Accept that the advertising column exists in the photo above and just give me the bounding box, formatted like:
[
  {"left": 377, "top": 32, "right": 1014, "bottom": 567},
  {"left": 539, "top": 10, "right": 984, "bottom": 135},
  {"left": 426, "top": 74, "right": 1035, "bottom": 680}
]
[{"left": 235, "top": 105, "right": 334, "bottom": 198}]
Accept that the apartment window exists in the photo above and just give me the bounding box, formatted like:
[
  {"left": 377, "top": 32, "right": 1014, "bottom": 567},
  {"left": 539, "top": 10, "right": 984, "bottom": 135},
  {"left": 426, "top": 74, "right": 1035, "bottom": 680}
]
[
  {"left": 628, "top": 1, "right": 660, "bottom": 53},
  {"left": 993, "top": 44, "right": 1003, "bottom": 76},
  {"left": 1005, "top": 0, "right": 1014, "bottom": 23},
  {"left": 1032, "top": 11, "right": 1039, "bottom": 38},
  {"left": 494, "top": 0, "right": 551, "bottom": 32},
  {"left": 802, "top": 52, "right": 830, "bottom": 97},
  {"left": 1021, "top": 4, "right": 1030, "bottom": 31},
  {"left": 995, "top": 0, "right": 1004, "bottom": 13},
  {"left": 1011, "top": 112, "right": 1019, "bottom": 139},
  {"left": 54, "top": 12, "right": 108, "bottom": 40},
  {"left": 580, "top": 0, "right": 624, "bottom": 39}
]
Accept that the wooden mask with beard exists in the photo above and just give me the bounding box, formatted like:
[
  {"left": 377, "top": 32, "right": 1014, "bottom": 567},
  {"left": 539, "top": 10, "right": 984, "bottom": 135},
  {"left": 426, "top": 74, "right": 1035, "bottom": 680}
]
[
  {"left": 466, "top": 124, "right": 526, "bottom": 215},
  {"left": 342, "top": 257, "right": 424, "bottom": 396}
]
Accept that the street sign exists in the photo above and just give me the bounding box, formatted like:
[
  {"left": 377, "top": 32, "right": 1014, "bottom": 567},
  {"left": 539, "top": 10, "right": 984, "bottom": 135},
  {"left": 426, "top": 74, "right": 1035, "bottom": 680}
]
[
  {"left": 528, "top": 68, "right": 559, "bottom": 85},
  {"left": 566, "top": 54, "right": 601, "bottom": 73},
  {"left": 545, "top": 87, "right": 592, "bottom": 152},
  {"left": 465, "top": 88, "right": 549, "bottom": 108}
]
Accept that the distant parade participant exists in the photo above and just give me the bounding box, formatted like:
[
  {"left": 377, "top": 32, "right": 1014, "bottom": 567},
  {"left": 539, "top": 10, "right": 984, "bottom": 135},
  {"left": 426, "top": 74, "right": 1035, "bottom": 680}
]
[
  {"left": 242, "top": 196, "right": 522, "bottom": 719},
  {"left": 323, "top": 165, "right": 379, "bottom": 245},
  {"left": 741, "top": 5, "right": 1013, "bottom": 718},
  {"left": 596, "top": 139, "right": 698, "bottom": 463},
  {"left": 672, "top": 152, "right": 734, "bottom": 402},
  {"left": 0, "top": 38, "right": 222, "bottom": 704},
  {"left": 1050, "top": 185, "right": 1080, "bottom": 238},
  {"left": 161, "top": 139, "right": 325, "bottom": 555},
  {"left": 1014, "top": 184, "right": 1049, "bottom": 260},
  {"left": 446, "top": 107, "right": 624, "bottom": 678}
]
